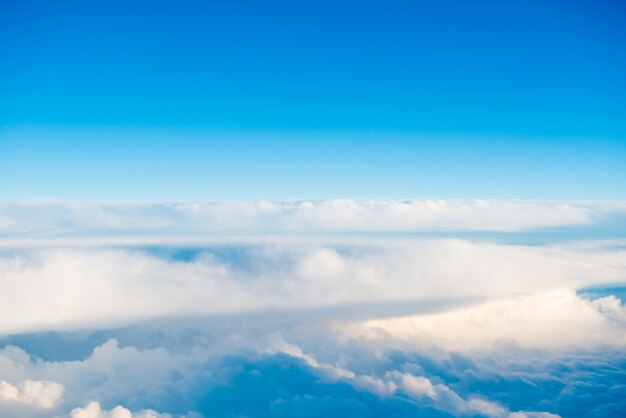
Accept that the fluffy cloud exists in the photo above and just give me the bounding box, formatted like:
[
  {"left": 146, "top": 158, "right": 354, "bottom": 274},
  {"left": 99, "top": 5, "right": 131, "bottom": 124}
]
[
  {"left": 0, "top": 240, "right": 624, "bottom": 337},
  {"left": 0, "top": 329, "right": 621, "bottom": 418},
  {"left": 0, "top": 379, "right": 63, "bottom": 409},
  {"left": 363, "top": 371, "right": 513, "bottom": 417},
  {"left": 340, "top": 290, "right": 626, "bottom": 350},
  {"left": 1, "top": 200, "right": 625, "bottom": 417}
]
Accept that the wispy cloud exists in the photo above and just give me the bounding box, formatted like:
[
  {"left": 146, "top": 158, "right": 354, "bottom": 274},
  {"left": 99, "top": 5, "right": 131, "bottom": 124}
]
[{"left": 2, "top": 200, "right": 620, "bottom": 238}]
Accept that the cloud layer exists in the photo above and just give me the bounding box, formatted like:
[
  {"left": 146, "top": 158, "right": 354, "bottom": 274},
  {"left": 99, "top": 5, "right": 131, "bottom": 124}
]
[
  {"left": 1, "top": 200, "right": 621, "bottom": 238},
  {"left": 1, "top": 201, "right": 625, "bottom": 417},
  {"left": 1, "top": 239, "right": 625, "bottom": 338},
  {"left": 0, "top": 326, "right": 624, "bottom": 418}
]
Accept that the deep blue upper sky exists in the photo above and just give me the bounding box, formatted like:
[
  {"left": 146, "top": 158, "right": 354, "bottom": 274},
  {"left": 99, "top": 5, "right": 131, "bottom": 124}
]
[{"left": 0, "top": 0, "right": 625, "bottom": 199}]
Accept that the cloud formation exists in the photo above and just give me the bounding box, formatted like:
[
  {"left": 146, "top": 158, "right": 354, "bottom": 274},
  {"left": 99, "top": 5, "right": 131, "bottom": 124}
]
[
  {"left": 0, "top": 327, "right": 623, "bottom": 418},
  {"left": 1, "top": 240, "right": 625, "bottom": 338},
  {"left": 1, "top": 200, "right": 619, "bottom": 239},
  {"left": 341, "top": 290, "right": 626, "bottom": 350},
  {"left": 0, "top": 379, "right": 63, "bottom": 409},
  {"left": 1, "top": 200, "right": 625, "bottom": 417}
]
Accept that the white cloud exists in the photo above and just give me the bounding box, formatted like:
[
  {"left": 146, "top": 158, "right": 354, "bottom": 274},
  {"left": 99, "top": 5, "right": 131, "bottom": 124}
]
[
  {"left": 592, "top": 295, "right": 626, "bottom": 323},
  {"left": 370, "top": 371, "right": 512, "bottom": 417},
  {"left": 390, "top": 372, "right": 437, "bottom": 398},
  {"left": 0, "top": 239, "right": 624, "bottom": 336},
  {"left": 0, "top": 333, "right": 561, "bottom": 418},
  {"left": 0, "top": 200, "right": 624, "bottom": 417},
  {"left": 255, "top": 338, "right": 557, "bottom": 418},
  {"left": 2, "top": 323, "right": 620, "bottom": 417},
  {"left": 0, "top": 339, "right": 208, "bottom": 417},
  {"left": 0, "top": 199, "right": 615, "bottom": 238},
  {"left": 70, "top": 401, "right": 173, "bottom": 418},
  {"left": 339, "top": 290, "right": 626, "bottom": 350},
  {"left": 0, "top": 379, "right": 64, "bottom": 409}
]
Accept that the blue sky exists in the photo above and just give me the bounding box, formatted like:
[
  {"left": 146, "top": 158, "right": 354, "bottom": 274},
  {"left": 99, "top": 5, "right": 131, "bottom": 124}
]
[
  {"left": 1, "top": 129, "right": 625, "bottom": 199},
  {"left": 3, "top": 3, "right": 626, "bottom": 417},
  {"left": 1, "top": 0, "right": 625, "bottom": 199}
]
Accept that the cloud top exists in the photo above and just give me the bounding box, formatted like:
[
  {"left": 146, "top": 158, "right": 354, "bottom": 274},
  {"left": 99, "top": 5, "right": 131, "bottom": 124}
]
[{"left": 1, "top": 240, "right": 625, "bottom": 338}]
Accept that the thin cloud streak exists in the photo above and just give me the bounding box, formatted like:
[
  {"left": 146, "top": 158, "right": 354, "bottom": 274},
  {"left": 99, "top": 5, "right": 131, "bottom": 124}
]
[{"left": 1, "top": 200, "right": 619, "bottom": 237}]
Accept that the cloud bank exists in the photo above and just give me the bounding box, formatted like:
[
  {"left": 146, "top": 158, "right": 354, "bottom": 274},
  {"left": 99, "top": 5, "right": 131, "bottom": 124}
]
[
  {"left": 0, "top": 200, "right": 625, "bottom": 417},
  {"left": 1, "top": 240, "right": 624, "bottom": 337}
]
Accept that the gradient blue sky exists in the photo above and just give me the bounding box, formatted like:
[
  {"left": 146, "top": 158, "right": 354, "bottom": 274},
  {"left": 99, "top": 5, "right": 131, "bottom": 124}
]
[{"left": 1, "top": 0, "right": 625, "bottom": 199}]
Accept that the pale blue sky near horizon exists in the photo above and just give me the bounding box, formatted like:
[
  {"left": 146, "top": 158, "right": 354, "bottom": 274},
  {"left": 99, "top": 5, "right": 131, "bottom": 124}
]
[
  {"left": 1, "top": 0, "right": 625, "bottom": 200},
  {"left": 1, "top": 127, "right": 625, "bottom": 200}
]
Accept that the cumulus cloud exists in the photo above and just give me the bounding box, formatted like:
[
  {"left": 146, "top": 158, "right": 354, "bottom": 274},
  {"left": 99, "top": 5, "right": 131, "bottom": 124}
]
[
  {"left": 0, "top": 379, "right": 63, "bottom": 409},
  {"left": 2, "top": 328, "right": 620, "bottom": 418},
  {"left": 340, "top": 290, "right": 626, "bottom": 350},
  {"left": 0, "top": 200, "right": 625, "bottom": 417},
  {"left": 0, "top": 240, "right": 625, "bottom": 337}
]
